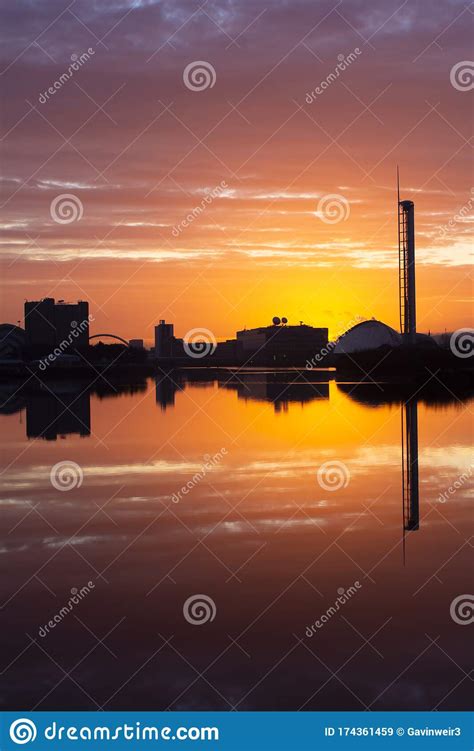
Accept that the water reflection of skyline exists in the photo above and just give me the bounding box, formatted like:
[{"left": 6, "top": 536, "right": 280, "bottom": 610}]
[
  {"left": 1, "top": 371, "right": 471, "bottom": 441},
  {"left": 3, "top": 373, "right": 470, "bottom": 543},
  {"left": 0, "top": 373, "right": 471, "bottom": 711}
]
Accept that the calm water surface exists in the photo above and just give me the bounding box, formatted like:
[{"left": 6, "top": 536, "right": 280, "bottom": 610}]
[{"left": 0, "top": 371, "right": 472, "bottom": 710}]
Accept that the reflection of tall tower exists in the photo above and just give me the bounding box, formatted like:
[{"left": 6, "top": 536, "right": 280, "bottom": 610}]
[
  {"left": 402, "top": 398, "right": 419, "bottom": 532},
  {"left": 155, "top": 372, "right": 181, "bottom": 411},
  {"left": 398, "top": 184, "right": 416, "bottom": 344}
]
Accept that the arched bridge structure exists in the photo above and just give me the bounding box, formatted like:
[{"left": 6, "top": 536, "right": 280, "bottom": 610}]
[{"left": 89, "top": 334, "right": 129, "bottom": 346}]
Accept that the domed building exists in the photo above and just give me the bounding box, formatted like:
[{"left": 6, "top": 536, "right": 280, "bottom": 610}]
[
  {"left": 0, "top": 324, "right": 26, "bottom": 359},
  {"left": 334, "top": 319, "right": 402, "bottom": 355}
]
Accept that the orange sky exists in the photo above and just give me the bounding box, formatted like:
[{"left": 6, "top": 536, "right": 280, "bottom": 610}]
[{"left": 1, "top": 0, "right": 472, "bottom": 342}]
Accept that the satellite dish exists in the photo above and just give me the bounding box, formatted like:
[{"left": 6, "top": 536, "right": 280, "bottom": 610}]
[
  {"left": 272, "top": 316, "right": 281, "bottom": 326},
  {"left": 281, "top": 317, "right": 288, "bottom": 325}
]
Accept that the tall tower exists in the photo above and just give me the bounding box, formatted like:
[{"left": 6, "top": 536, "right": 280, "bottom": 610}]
[
  {"left": 398, "top": 187, "right": 417, "bottom": 344},
  {"left": 154, "top": 320, "right": 174, "bottom": 358}
]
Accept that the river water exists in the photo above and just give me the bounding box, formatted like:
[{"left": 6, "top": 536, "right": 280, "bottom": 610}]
[{"left": 0, "top": 370, "right": 472, "bottom": 710}]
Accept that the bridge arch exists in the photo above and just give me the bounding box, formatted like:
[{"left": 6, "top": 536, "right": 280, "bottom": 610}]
[{"left": 89, "top": 334, "right": 129, "bottom": 346}]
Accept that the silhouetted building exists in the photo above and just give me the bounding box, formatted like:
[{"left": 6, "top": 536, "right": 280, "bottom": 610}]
[
  {"left": 214, "top": 338, "right": 242, "bottom": 364},
  {"left": 236, "top": 322, "right": 328, "bottom": 365},
  {"left": 334, "top": 320, "right": 402, "bottom": 354},
  {"left": 24, "top": 298, "right": 89, "bottom": 356},
  {"left": 155, "top": 320, "right": 176, "bottom": 358},
  {"left": 129, "top": 339, "right": 144, "bottom": 350},
  {"left": 0, "top": 324, "right": 26, "bottom": 359}
]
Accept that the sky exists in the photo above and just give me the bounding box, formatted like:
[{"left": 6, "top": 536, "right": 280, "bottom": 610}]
[{"left": 0, "top": 0, "right": 472, "bottom": 342}]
